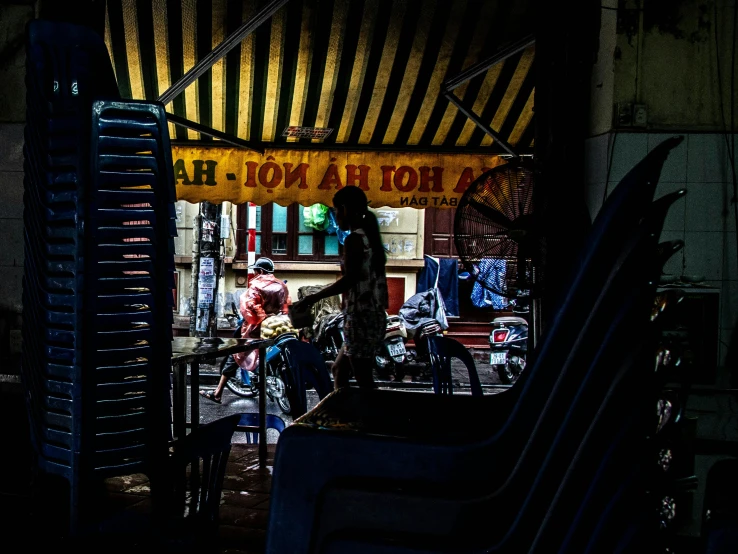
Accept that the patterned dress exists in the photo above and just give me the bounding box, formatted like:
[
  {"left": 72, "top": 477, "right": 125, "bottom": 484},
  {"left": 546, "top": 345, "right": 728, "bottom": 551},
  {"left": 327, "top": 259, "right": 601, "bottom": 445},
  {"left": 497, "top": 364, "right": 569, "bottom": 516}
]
[{"left": 342, "top": 229, "right": 388, "bottom": 358}]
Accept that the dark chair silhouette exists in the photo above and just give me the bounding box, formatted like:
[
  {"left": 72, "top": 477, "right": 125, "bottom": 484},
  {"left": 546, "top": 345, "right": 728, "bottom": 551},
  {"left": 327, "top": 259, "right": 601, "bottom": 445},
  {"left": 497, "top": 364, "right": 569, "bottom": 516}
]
[
  {"left": 267, "top": 141, "right": 683, "bottom": 553},
  {"left": 281, "top": 340, "right": 334, "bottom": 418},
  {"left": 702, "top": 458, "right": 738, "bottom": 554},
  {"left": 536, "top": 238, "right": 689, "bottom": 554},
  {"left": 264, "top": 137, "right": 686, "bottom": 553},
  {"left": 292, "top": 206, "right": 674, "bottom": 553},
  {"left": 426, "top": 335, "right": 483, "bottom": 396},
  {"left": 235, "top": 413, "right": 286, "bottom": 444},
  {"left": 164, "top": 414, "right": 240, "bottom": 553}
]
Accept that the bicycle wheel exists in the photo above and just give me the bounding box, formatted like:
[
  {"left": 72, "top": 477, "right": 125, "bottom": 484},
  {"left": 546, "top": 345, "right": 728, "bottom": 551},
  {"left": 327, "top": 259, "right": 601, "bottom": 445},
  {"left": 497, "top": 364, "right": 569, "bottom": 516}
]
[{"left": 225, "top": 368, "right": 259, "bottom": 398}]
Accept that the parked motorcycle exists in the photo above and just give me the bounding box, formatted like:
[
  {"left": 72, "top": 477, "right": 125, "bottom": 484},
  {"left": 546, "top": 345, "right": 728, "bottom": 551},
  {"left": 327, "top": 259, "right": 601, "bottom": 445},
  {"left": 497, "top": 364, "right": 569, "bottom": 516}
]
[
  {"left": 312, "top": 310, "right": 408, "bottom": 380},
  {"left": 376, "top": 314, "right": 408, "bottom": 380},
  {"left": 404, "top": 319, "right": 443, "bottom": 369},
  {"left": 220, "top": 303, "right": 299, "bottom": 415},
  {"left": 489, "top": 315, "right": 528, "bottom": 384},
  {"left": 398, "top": 287, "right": 448, "bottom": 376},
  {"left": 313, "top": 310, "right": 345, "bottom": 361}
]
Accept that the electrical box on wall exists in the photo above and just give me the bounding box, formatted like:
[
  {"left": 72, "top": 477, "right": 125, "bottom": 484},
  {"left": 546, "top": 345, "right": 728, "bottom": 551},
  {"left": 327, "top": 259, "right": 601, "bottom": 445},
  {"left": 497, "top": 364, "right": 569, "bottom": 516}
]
[
  {"left": 632, "top": 104, "right": 648, "bottom": 127},
  {"left": 615, "top": 102, "right": 632, "bottom": 126}
]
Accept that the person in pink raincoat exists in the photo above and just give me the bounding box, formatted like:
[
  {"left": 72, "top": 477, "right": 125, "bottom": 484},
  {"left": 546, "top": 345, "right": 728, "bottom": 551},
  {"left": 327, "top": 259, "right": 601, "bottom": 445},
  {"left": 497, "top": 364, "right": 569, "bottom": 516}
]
[{"left": 199, "top": 257, "right": 291, "bottom": 403}]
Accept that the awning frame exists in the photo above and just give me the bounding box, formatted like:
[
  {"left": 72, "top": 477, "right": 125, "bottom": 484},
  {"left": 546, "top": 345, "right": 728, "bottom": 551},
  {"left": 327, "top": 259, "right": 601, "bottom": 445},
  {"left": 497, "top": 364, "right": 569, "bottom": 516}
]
[
  {"left": 166, "top": 112, "right": 265, "bottom": 153},
  {"left": 159, "top": 0, "right": 290, "bottom": 153},
  {"left": 109, "top": 1, "right": 536, "bottom": 156},
  {"left": 441, "top": 34, "right": 536, "bottom": 159}
]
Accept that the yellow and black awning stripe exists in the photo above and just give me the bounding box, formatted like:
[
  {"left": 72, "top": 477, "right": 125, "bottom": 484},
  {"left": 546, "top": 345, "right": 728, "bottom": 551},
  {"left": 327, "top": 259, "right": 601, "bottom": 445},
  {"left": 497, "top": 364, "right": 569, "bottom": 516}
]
[{"left": 104, "top": 0, "right": 536, "bottom": 153}]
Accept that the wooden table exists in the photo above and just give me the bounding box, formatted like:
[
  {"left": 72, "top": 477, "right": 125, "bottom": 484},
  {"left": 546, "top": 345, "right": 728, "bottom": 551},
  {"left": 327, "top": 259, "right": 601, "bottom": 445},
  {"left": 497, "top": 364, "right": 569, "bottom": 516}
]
[{"left": 171, "top": 336, "right": 273, "bottom": 467}]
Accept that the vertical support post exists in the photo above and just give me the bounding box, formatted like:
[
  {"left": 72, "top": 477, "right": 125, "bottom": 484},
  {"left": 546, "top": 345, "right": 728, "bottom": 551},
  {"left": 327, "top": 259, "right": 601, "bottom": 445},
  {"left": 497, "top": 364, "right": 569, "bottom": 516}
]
[
  {"left": 189, "top": 210, "right": 201, "bottom": 336},
  {"left": 190, "top": 361, "right": 200, "bottom": 431},
  {"left": 207, "top": 203, "right": 223, "bottom": 338},
  {"left": 259, "top": 344, "right": 267, "bottom": 468},
  {"left": 172, "top": 363, "right": 186, "bottom": 440},
  {"left": 194, "top": 202, "right": 223, "bottom": 338},
  {"left": 533, "top": 0, "right": 598, "bottom": 334},
  {"left": 247, "top": 202, "right": 257, "bottom": 276}
]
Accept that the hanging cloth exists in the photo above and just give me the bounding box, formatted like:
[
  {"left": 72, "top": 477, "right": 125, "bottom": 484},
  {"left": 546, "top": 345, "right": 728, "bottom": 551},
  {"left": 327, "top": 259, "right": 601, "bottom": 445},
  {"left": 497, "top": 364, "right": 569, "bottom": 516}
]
[
  {"left": 415, "top": 255, "right": 460, "bottom": 316},
  {"left": 471, "top": 258, "right": 508, "bottom": 310}
]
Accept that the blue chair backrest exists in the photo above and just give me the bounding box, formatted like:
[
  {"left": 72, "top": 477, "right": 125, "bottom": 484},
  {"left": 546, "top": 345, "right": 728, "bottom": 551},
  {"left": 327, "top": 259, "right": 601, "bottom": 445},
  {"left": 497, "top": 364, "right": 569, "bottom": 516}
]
[
  {"left": 170, "top": 414, "right": 240, "bottom": 528},
  {"left": 426, "top": 335, "right": 483, "bottom": 396},
  {"left": 236, "top": 413, "right": 286, "bottom": 444}
]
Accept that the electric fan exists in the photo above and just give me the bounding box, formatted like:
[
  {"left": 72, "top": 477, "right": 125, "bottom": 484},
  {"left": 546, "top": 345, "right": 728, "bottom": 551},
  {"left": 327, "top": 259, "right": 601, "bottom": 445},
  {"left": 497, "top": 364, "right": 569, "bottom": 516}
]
[{"left": 453, "top": 159, "right": 546, "bottom": 303}]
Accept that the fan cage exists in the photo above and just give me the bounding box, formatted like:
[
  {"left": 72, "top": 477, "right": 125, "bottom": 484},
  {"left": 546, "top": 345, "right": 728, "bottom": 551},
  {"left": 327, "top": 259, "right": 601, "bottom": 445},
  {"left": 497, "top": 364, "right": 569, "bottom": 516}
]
[{"left": 454, "top": 161, "right": 545, "bottom": 300}]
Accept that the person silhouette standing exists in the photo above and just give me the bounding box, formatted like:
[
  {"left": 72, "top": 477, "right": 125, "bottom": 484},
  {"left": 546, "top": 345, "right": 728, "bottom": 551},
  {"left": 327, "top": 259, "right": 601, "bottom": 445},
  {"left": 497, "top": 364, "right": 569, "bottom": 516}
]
[{"left": 294, "top": 187, "right": 388, "bottom": 390}]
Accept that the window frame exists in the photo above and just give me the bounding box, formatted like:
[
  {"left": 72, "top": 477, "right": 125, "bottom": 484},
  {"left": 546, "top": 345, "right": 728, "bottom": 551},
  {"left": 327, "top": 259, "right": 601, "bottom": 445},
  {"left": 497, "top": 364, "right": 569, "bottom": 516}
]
[{"left": 236, "top": 203, "right": 341, "bottom": 262}]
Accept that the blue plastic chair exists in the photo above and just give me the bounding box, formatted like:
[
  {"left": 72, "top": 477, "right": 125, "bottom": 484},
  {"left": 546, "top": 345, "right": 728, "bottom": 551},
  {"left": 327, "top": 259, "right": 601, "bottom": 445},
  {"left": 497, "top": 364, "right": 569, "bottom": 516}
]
[
  {"left": 427, "top": 335, "right": 483, "bottom": 396},
  {"left": 167, "top": 414, "right": 241, "bottom": 551},
  {"left": 235, "top": 413, "right": 286, "bottom": 444}
]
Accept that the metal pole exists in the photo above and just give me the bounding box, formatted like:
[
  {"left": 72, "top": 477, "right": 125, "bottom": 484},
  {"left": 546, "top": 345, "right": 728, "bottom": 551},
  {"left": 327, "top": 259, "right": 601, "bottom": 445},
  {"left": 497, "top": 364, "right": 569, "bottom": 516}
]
[
  {"left": 209, "top": 203, "right": 223, "bottom": 338},
  {"left": 443, "top": 35, "right": 535, "bottom": 91},
  {"left": 190, "top": 361, "right": 200, "bottom": 431},
  {"left": 165, "top": 112, "right": 265, "bottom": 153},
  {"left": 442, "top": 91, "right": 518, "bottom": 157},
  {"left": 199, "top": 202, "right": 222, "bottom": 338},
  {"left": 258, "top": 344, "right": 267, "bottom": 469},
  {"left": 158, "top": 0, "right": 290, "bottom": 106},
  {"left": 439, "top": 35, "right": 535, "bottom": 159},
  {"left": 172, "top": 363, "right": 186, "bottom": 440},
  {"left": 188, "top": 210, "right": 201, "bottom": 336}
]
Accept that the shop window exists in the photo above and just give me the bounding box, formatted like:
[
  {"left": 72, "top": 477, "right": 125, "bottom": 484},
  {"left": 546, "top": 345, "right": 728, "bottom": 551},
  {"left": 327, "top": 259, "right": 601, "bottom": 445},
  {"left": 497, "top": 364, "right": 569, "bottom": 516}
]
[
  {"left": 271, "top": 204, "right": 288, "bottom": 254},
  {"left": 236, "top": 203, "right": 340, "bottom": 262}
]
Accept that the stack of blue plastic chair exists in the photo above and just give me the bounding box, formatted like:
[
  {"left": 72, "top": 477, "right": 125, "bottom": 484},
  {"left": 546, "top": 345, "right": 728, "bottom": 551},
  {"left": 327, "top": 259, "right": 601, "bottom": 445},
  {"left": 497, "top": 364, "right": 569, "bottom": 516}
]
[
  {"left": 20, "top": 19, "right": 177, "bottom": 535},
  {"left": 265, "top": 137, "right": 686, "bottom": 553}
]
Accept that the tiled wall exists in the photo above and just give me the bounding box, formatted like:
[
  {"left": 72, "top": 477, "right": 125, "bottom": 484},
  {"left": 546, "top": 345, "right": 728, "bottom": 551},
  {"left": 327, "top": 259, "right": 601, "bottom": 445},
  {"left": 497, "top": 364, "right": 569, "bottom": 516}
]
[
  {"left": 586, "top": 130, "right": 738, "bottom": 510},
  {"left": 0, "top": 123, "right": 25, "bottom": 375},
  {"left": 0, "top": 124, "right": 25, "bottom": 313},
  {"left": 585, "top": 131, "right": 737, "bottom": 370}
]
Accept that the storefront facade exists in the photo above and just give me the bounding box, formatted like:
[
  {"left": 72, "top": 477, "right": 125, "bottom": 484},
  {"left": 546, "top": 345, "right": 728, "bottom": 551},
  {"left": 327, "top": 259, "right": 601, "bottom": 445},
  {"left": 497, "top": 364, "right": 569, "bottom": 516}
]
[{"left": 169, "top": 146, "right": 508, "bottom": 335}]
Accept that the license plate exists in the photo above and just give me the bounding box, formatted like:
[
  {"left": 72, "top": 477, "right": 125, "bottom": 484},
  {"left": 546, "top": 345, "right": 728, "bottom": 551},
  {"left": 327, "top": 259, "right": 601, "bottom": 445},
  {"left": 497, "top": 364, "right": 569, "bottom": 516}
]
[
  {"left": 388, "top": 343, "right": 406, "bottom": 357},
  {"left": 490, "top": 352, "right": 507, "bottom": 365}
]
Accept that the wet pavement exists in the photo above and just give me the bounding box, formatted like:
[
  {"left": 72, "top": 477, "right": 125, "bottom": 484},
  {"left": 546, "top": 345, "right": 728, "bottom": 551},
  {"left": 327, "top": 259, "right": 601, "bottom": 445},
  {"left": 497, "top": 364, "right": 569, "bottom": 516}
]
[{"left": 195, "top": 355, "right": 510, "bottom": 436}]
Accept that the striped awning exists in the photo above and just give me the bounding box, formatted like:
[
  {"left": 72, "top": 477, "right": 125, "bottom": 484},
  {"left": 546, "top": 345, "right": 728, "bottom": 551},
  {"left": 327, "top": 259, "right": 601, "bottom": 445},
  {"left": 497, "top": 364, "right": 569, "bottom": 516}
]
[{"left": 103, "top": 0, "right": 536, "bottom": 154}]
